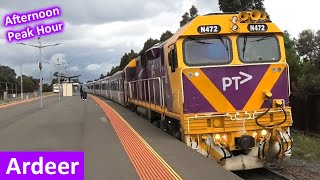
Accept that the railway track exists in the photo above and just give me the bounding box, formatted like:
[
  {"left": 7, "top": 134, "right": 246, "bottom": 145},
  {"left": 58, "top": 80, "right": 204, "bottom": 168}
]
[{"left": 233, "top": 168, "right": 291, "bottom": 180}]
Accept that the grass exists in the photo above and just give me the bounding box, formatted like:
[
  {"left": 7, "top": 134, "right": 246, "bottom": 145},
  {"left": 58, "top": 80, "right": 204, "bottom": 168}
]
[{"left": 291, "top": 130, "right": 320, "bottom": 163}]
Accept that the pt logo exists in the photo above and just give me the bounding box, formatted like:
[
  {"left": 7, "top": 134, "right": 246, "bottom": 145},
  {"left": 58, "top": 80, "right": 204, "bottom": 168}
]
[{"left": 222, "top": 72, "right": 252, "bottom": 91}]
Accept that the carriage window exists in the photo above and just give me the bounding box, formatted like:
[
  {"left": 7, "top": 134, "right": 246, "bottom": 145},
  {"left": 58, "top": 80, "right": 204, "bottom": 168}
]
[
  {"left": 146, "top": 48, "right": 160, "bottom": 60},
  {"left": 119, "top": 79, "right": 123, "bottom": 92},
  {"left": 116, "top": 81, "right": 119, "bottom": 91},
  {"left": 102, "top": 83, "right": 106, "bottom": 90},
  {"left": 183, "top": 37, "right": 231, "bottom": 65},
  {"left": 237, "top": 35, "right": 280, "bottom": 62},
  {"left": 136, "top": 56, "right": 142, "bottom": 67},
  {"left": 141, "top": 54, "right": 147, "bottom": 67},
  {"left": 111, "top": 82, "right": 114, "bottom": 91}
]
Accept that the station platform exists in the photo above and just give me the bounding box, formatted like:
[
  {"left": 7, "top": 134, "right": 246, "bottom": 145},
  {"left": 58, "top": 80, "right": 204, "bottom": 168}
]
[{"left": 0, "top": 94, "right": 241, "bottom": 180}]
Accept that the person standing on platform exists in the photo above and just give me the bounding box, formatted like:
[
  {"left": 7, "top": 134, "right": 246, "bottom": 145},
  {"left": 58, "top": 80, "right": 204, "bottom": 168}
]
[
  {"left": 82, "top": 86, "right": 88, "bottom": 101},
  {"left": 80, "top": 86, "right": 83, "bottom": 99}
]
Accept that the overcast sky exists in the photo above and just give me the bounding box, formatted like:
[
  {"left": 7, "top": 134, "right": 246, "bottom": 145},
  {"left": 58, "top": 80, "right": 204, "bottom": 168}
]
[{"left": 0, "top": 0, "right": 319, "bottom": 83}]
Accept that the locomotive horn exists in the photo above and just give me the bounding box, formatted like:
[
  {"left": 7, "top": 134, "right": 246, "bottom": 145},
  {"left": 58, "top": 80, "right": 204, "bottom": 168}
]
[
  {"left": 260, "top": 11, "right": 267, "bottom": 20},
  {"left": 239, "top": 11, "right": 249, "bottom": 21},
  {"left": 250, "top": 10, "right": 261, "bottom": 21}
]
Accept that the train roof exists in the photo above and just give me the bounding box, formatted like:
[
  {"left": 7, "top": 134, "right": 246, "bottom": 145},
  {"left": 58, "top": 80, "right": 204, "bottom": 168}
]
[{"left": 113, "top": 71, "right": 123, "bottom": 76}]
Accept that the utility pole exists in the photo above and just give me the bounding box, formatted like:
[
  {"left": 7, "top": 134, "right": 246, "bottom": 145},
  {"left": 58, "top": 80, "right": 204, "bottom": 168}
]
[
  {"left": 18, "top": 37, "right": 60, "bottom": 108},
  {"left": 6, "top": 82, "right": 8, "bottom": 100},
  {"left": 15, "top": 83, "right": 17, "bottom": 98},
  {"left": 20, "top": 64, "right": 23, "bottom": 100},
  {"left": 38, "top": 37, "right": 43, "bottom": 108},
  {"left": 64, "top": 65, "right": 67, "bottom": 96},
  {"left": 11, "top": 83, "right": 13, "bottom": 95},
  {"left": 49, "top": 58, "right": 68, "bottom": 101},
  {"left": 57, "top": 58, "right": 62, "bottom": 101}
]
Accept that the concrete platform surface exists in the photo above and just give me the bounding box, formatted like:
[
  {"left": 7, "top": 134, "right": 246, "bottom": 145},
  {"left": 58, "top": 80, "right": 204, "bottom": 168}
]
[{"left": 0, "top": 95, "right": 242, "bottom": 180}]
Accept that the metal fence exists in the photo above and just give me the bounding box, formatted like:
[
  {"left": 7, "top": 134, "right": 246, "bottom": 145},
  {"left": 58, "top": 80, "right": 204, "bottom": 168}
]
[
  {"left": 0, "top": 91, "right": 39, "bottom": 104},
  {"left": 290, "top": 95, "right": 320, "bottom": 132}
]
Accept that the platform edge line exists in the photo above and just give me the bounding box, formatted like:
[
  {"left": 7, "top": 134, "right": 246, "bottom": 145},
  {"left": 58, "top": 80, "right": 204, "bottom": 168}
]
[{"left": 93, "top": 96, "right": 182, "bottom": 180}]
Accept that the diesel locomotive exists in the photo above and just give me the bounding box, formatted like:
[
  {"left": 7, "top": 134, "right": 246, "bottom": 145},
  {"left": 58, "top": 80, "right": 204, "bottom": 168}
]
[{"left": 86, "top": 10, "right": 293, "bottom": 170}]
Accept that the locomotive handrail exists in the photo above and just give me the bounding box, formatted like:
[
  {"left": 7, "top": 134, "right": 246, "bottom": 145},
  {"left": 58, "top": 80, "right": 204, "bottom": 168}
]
[
  {"left": 234, "top": 112, "right": 248, "bottom": 134},
  {"left": 126, "top": 77, "right": 164, "bottom": 107},
  {"left": 144, "top": 81, "right": 147, "bottom": 102},
  {"left": 161, "top": 76, "right": 165, "bottom": 108},
  {"left": 286, "top": 63, "right": 291, "bottom": 96}
]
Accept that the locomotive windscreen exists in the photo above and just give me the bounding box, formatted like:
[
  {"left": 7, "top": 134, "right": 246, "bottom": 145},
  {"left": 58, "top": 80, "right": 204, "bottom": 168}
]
[
  {"left": 183, "top": 37, "right": 231, "bottom": 65},
  {"left": 237, "top": 34, "right": 280, "bottom": 63}
]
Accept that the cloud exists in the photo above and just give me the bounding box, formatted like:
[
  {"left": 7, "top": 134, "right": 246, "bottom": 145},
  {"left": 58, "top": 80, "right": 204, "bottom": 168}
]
[
  {"left": 69, "top": 65, "right": 79, "bottom": 71},
  {"left": 0, "top": 0, "right": 184, "bottom": 25},
  {"left": 85, "top": 64, "right": 101, "bottom": 71},
  {"left": 0, "top": 1, "right": 211, "bottom": 84}
]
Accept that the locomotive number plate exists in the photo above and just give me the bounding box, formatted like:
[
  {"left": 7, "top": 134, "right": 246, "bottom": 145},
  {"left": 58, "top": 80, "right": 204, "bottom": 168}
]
[
  {"left": 197, "top": 25, "right": 221, "bottom": 34},
  {"left": 247, "top": 24, "right": 268, "bottom": 32}
]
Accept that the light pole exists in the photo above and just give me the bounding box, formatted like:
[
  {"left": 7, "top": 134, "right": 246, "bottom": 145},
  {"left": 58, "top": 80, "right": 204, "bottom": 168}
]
[
  {"left": 18, "top": 37, "right": 61, "bottom": 108},
  {"left": 20, "top": 64, "right": 23, "bottom": 100},
  {"left": 15, "top": 83, "right": 17, "bottom": 98},
  {"left": 57, "top": 58, "right": 63, "bottom": 101}
]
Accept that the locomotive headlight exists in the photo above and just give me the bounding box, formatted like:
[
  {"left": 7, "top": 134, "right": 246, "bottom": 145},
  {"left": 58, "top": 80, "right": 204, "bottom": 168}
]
[
  {"left": 231, "top": 16, "right": 238, "bottom": 23},
  {"left": 264, "top": 91, "right": 272, "bottom": 99},
  {"left": 275, "top": 99, "right": 283, "bottom": 107},
  {"left": 252, "top": 131, "right": 258, "bottom": 138},
  {"left": 261, "top": 129, "right": 267, "bottom": 136},
  {"left": 214, "top": 134, "right": 221, "bottom": 141},
  {"left": 232, "top": 24, "right": 238, "bottom": 31},
  {"left": 194, "top": 72, "right": 200, "bottom": 77}
]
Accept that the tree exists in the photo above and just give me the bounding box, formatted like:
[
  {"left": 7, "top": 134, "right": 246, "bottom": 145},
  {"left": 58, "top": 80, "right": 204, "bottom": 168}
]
[
  {"left": 22, "top": 76, "right": 36, "bottom": 92},
  {"left": 293, "top": 29, "right": 320, "bottom": 97},
  {"left": 107, "top": 66, "right": 121, "bottom": 76},
  {"left": 218, "top": 0, "right": 265, "bottom": 12},
  {"left": 139, "top": 38, "right": 160, "bottom": 54},
  {"left": 0, "top": 65, "right": 18, "bottom": 97},
  {"left": 180, "top": 12, "right": 191, "bottom": 27},
  {"left": 297, "top": 29, "right": 320, "bottom": 68},
  {"left": 160, "top": 30, "right": 174, "bottom": 42},
  {"left": 122, "top": 50, "right": 138, "bottom": 68},
  {"left": 32, "top": 77, "right": 39, "bottom": 90},
  {"left": 106, "top": 49, "right": 138, "bottom": 77},
  {"left": 0, "top": 65, "right": 17, "bottom": 83},
  {"left": 190, "top": 5, "right": 198, "bottom": 18},
  {"left": 43, "top": 83, "right": 52, "bottom": 92},
  {"left": 180, "top": 5, "right": 199, "bottom": 27},
  {"left": 51, "top": 78, "right": 58, "bottom": 85},
  {"left": 283, "top": 31, "right": 301, "bottom": 91},
  {"left": 119, "top": 53, "right": 129, "bottom": 70}
]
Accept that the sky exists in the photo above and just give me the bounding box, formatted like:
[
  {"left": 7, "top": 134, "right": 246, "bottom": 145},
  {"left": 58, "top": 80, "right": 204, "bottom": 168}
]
[{"left": 0, "top": 0, "right": 318, "bottom": 83}]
